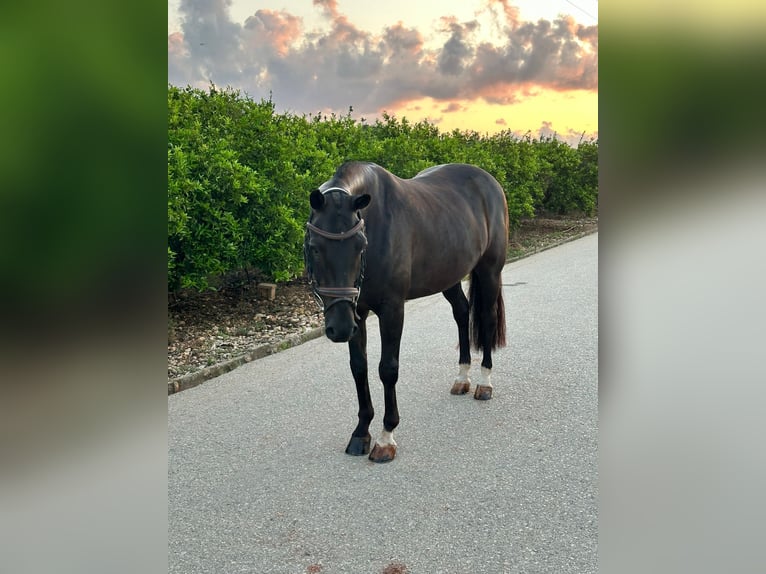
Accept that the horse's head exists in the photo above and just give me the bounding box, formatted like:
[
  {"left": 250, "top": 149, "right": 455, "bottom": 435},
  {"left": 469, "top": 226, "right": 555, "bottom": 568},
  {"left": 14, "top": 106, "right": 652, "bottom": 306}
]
[{"left": 305, "top": 187, "right": 371, "bottom": 342}]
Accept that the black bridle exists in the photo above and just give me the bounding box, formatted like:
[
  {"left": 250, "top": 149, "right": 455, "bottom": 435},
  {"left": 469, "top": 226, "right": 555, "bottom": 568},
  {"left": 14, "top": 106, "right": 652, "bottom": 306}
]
[{"left": 304, "top": 193, "right": 367, "bottom": 317}]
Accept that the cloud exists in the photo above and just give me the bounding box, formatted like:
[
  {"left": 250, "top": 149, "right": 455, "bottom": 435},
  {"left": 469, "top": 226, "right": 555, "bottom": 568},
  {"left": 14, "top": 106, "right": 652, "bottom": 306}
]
[
  {"left": 168, "top": 32, "right": 192, "bottom": 85},
  {"left": 441, "top": 102, "right": 465, "bottom": 113},
  {"left": 495, "top": 117, "right": 508, "bottom": 126},
  {"left": 313, "top": 0, "right": 340, "bottom": 21},
  {"left": 243, "top": 9, "right": 302, "bottom": 57},
  {"left": 467, "top": 15, "right": 597, "bottom": 93},
  {"left": 538, "top": 120, "right": 556, "bottom": 138},
  {"left": 168, "top": 0, "right": 597, "bottom": 116},
  {"left": 383, "top": 22, "right": 425, "bottom": 59},
  {"left": 535, "top": 121, "right": 598, "bottom": 147},
  {"left": 484, "top": 0, "right": 522, "bottom": 32},
  {"left": 437, "top": 17, "right": 480, "bottom": 76},
  {"left": 172, "top": 0, "right": 244, "bottom": 87}
]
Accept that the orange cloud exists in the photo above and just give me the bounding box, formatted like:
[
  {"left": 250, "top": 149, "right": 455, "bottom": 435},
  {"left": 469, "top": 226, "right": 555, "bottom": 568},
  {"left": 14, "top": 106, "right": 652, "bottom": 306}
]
[
  {"left": 244, "top": 10, "right": 302, "bottom": 56},
  {"left": 483, "top": 0, "right": 521, "bottom": 31}
]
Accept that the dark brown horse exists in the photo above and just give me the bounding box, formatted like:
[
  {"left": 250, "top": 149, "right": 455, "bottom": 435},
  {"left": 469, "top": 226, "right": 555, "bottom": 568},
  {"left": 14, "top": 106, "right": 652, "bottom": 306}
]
[{"left": 304, "top": 161, "right": 508, "bottom": 462}]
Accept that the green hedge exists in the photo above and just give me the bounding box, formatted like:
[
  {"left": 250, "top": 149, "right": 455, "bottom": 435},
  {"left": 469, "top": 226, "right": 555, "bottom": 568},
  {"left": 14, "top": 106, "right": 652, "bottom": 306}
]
[{"left": 168, "top": 85, "right": 598, "bottom": 292}]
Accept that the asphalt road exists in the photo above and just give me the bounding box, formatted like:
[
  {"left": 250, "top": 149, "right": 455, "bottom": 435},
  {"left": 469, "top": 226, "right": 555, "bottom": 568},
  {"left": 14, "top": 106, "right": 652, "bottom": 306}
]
[{"left": 169, "top": 233, "right": 598, "bottom": 574}]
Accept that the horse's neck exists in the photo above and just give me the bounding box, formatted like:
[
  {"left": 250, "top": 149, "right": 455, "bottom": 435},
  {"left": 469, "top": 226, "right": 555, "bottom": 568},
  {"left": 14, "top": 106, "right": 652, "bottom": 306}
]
[{"left": 336, "top": 162, "right": 376, "bottom": 194}]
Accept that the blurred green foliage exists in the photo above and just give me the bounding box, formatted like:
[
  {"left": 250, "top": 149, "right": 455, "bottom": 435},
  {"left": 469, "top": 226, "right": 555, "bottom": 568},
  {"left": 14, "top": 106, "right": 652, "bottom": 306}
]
[
  {"left": 0, "top": 1, "right": 167, "bottom": 331},
  {"left": 168, "top": 85, "right": 598, "bottom": 292},
  {"left": 600, "top": 27, "right": 766, "bottom": 196}
]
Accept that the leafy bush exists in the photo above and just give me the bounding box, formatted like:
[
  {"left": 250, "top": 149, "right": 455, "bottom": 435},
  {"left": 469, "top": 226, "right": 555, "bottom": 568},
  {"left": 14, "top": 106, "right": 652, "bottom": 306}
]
[
  {"left": 536, "top": 136, "right": 599, "bottom": 215},
  {"left": 168, "top": 86, "right": 307, "bottom": 290},
  {"left": 167, "top": 85, "right": 598, "bottom": 292}
]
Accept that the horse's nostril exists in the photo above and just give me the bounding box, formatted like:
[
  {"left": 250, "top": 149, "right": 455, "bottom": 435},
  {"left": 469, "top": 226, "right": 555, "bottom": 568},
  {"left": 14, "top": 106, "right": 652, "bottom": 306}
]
[{"left": 325, "top": 326, "right": 335, "bottom": 339}]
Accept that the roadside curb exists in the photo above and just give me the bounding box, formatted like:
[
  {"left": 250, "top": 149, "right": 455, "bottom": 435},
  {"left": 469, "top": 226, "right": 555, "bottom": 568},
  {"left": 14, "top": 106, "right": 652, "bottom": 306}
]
[
  {"left": 168, "top": 228, "right": 597, "bottom": 396},
  {"left": 505, "top": 228, "right": 597, "bottom": 264},
  {"left": 168, "top": 326, "right": 324, "bottom": 395}
]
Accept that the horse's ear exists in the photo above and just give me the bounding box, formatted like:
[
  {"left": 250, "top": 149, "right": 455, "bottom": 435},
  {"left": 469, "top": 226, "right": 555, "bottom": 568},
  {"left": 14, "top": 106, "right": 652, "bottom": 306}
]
[
  {"left": 353, "top": 194, "right": 371, "bottom": 212},
  {"left": 309, "top": 189, "right": 324, "bottom": 210}
]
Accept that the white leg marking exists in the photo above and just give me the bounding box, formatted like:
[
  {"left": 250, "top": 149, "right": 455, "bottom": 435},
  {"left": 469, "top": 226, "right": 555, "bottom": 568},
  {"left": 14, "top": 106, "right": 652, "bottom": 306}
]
[
  {"left": 455, "top": 363, "right": 471, "bottom": 383},
  {"left": 376, "top": 429, "right": 397, "bottom": 447},
  {"left": 478, "top": 366, "right": 493, "bottom": 388}
]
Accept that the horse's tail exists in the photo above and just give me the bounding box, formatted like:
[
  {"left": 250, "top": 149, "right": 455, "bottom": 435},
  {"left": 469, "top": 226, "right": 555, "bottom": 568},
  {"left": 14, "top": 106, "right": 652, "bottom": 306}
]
[{"left": 468, "top": 271, "right": 507, "bottom": 351}]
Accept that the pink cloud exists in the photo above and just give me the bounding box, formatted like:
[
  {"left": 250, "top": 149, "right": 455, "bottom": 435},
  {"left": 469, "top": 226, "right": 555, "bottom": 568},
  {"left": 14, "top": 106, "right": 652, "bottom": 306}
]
[
  {"left": 168, "top": 32, "right": 187, "bottom": 56},
  {"left": 244, "top": 10, "right": 302, "bottom": 56}
]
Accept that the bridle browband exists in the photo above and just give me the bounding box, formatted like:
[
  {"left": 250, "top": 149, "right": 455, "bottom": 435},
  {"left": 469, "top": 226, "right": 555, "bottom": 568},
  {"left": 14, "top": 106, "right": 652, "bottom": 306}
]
[{"left": 304, "top": 187, "right": 367, "bottom": 317}]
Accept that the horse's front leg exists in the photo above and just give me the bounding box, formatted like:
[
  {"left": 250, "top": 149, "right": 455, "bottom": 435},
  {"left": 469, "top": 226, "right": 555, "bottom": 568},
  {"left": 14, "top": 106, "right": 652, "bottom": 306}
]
[
  {"left": 345, "top": 309, "right": 373, "bottom": 455},
  {"left": 369, "top": 304, "right": 404, "bottom": 463}
]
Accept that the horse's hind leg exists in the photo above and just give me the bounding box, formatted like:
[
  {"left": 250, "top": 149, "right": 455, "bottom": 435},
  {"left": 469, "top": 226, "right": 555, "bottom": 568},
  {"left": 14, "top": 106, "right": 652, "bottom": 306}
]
[
  {"left": 443, "top": 283, "right": 472, "bottom": 395},
  {"left": 469, "top": 263, "right": 506, "bottom": 401},
  {"left": 346, "top": 309, "right": 373, "bottom": 455}
]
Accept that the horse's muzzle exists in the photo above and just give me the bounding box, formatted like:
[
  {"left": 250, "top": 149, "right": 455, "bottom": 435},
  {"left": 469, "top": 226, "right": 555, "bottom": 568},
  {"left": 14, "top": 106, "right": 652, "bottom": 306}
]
[
  {"left": 323, "top": 299, "right": 358, "bottom": 342},
  {"left": 325, "top": 322, "right": 358, "bottom": 342}
]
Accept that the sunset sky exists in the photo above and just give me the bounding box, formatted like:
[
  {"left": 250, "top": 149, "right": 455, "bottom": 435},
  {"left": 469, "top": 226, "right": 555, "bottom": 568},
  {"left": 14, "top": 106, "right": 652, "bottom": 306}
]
[{"left": 168, "top": 0, "right": 598, "bottom": 144}]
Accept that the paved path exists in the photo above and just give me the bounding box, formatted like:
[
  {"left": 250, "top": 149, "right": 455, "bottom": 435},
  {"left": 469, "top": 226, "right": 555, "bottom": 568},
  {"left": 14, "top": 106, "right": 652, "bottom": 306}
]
[{"left": 169, "top": 233, "right": 598, "bottom": 574}]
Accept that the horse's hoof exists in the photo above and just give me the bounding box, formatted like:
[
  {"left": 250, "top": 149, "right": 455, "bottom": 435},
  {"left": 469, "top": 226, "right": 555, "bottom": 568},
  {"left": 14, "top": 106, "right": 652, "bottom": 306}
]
[
  {"left": 345, "top": 434, "right": 371, "bottom": 456},
  {"left": 450, "top": 380, "right": 470, "bottom": 395},
  {"left": 368, "top": 443, "right": 396, "bottom": 463},
  {"left": 473, "top": 385, "right": 493, "bottom": 400}
]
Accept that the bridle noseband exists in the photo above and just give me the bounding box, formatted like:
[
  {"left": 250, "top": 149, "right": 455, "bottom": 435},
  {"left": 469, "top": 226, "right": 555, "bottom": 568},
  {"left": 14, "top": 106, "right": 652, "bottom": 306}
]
[
  {"left": 306, "top": 218, "right": 365, "bottom": 242},
  {"left": 304, "top": 190, "right": 367, "bottom": 317}
]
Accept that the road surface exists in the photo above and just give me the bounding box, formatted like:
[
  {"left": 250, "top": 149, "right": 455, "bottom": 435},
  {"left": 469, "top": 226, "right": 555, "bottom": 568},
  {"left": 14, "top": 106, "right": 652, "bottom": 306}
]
[{"left": 169, "top": 233, "right": 598, "bottom": 574}]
